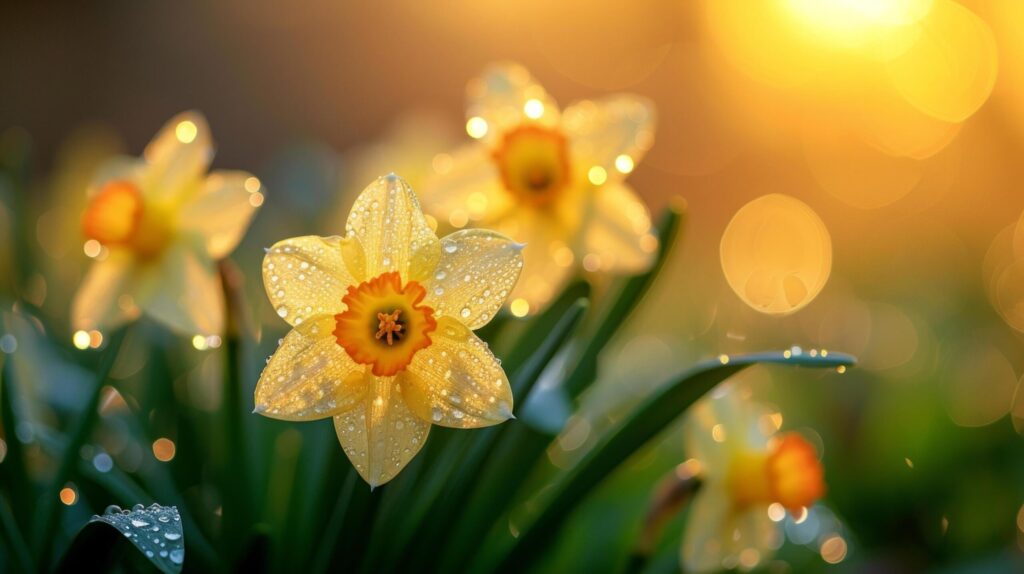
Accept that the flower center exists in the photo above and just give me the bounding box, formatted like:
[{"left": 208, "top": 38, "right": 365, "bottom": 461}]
[
  {"left": 334, "top": 272, "right": 437, "bottom": 376},
  {"left": 725, "top": 433, "right": 825, "bottom": 512},
  {"left": 375, "top": 310, "right": 403, "bottom": 345},
  {"left": 82, "top": 180, "right": 170, "bottom": 258},
  {"left": 493, "top": 125, "right": 571, "bottom": 206}
]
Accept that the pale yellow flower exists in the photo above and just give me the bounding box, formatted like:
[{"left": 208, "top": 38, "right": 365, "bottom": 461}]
[
  {"left": 71, "top": 112, "right": 263, "bottom": 338},
  {"left": 254, "top": 174, "right": 523, "bottom": 487},
  {"left": 422, "top": 62, "right": 658, "bottom": 314},
  {"left": 681, "top": 387, "right": 826, "bottom": 572}
]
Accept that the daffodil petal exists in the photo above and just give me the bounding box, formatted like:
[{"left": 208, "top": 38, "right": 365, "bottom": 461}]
[
  {"left": 255, "top": 315, "right": 367, "bottom": 421},
  {"left": 136, "top": 241, "right": 224, "bottom": 336},
  {"left": 141, "top": 111, "right": 214, "bottom": 201},
  {"left": 681, "top": 483, "right": 731, "bottom": 573},
  {"left": 263, "top": 235, "right": 359, "bottom": 327},
  {"left": 563, "top": 95, "right": 655, "bottom": 178},
  {"left": 491, "top": 211, "right": 573, "bottom": 314},
  {"left": 179, "top": 170, "right": 262, "bottom": 259},
  {"left": 423, "top": 229, "right": 523, "bottom": 329},
  {"left": 684, "top": 390, "right": 771, "bottom": 479},
  {"left": 71, "top": 252, "right": 140, "bottom": 332},
  {"left": 420, "top": 145, "right": 512, "bottom": 227},
  {"left": 467, "top": 62, "right": 561, "bottom": 145},
  {"left": 403, "top": 317, "right": 513, "bottom": 428},
  {"left": 334, "top": 375, "right": 430, "bottom": 487},
  {"left": 581, "top": 182, "right": 656, "bottom": 274},
  {"left": 88, "top": 156, "right": 147, "bottom": 196},
  {"left": 729, "top": 507, "right": 781, "bottom": 565},
  {"left": 344, "top": 174, "right": 440, "bottom": 283}
]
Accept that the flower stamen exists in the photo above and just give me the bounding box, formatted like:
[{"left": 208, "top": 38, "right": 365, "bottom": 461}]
[{"left": 375, "top": 310, "right": 403, "bottom": 345}]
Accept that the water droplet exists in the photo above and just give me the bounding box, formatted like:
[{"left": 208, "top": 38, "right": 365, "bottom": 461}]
[
  {"left": 130, "top": 519, "right": 149, "bottom": 527},
  {"left": 164, "top": 532, "right": 182, "bottom": 541},
  {"left": 444, "top": 244, "right": 457, "bottom": 254},
  {"left": 461, "top": 307, "right": 471, "bottom": 318},
  {"left": 169, "top": 549, "right": 185, "bottom": 564},
  {"left": 277, "top": 307, "right": 288, "bottom": 318}
]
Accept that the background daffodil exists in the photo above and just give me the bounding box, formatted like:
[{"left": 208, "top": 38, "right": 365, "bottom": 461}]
[
  {"left": 71, "top": 111, "right": 263, "bottom": 337},
  {"left": 422, "top": 62, "right": 658, "bottom": 315},
  {"left": 681, "top": 386, "right": 826, "bottom": 572},
  {"left": 255, "top": 174, "right": 523, "bottom": 487}
]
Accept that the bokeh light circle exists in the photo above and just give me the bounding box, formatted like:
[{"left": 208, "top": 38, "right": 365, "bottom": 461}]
[{"left": 720, "top": 194, "right": 832, "bottom": 315}]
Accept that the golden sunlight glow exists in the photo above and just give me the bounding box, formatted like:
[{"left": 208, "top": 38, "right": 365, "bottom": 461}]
[
  {"left": 720, "top": 194, "right": 832, "bottom": 315},
  {"left": 83, "top": 239, "right": 102, "bottom": 258},
  {"left": 614, "top": 154, "right": 635, "bottom": 174},
  {"left": 59, "top": 486, "right": 77, "bottom": 506},
  {"left": 175, "top": 120, "right": 198, "bottom": 143},
  {"left": 72, "top": 330, "right": 91, "bottom": 350},
  {"left": 510, "top": 298, "right": 530, "bottom": 317},
  {"left": 192, "top": 334, "right": 208, "bottom": 350},
  {"left": 153, "top": 437, "right": 176, "bottom": 462},
  {"left": 587, "top": 165, "right": 608, "bottom": 185},
  {"left": 786, "top": 0, "right": 933, "bottom": 58},
  {"left": 244, "top": 176, "right": 261, "bottom": 193},
  {"left": 523, "top": 98, "right": 545, "bottom": 119},
  {"left": 466, "top": 116, "right": 489, "bottom": 139},
  {"left": 767, "top": 502, "right": 786, "bottom": 522},
  {"left": 820, "top": 534, "right": 849, "bottom": 564}
]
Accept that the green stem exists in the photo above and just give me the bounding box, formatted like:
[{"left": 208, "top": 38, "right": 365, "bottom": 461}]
[
  {"left": 32, "top": 327, "right": 126, "bottom": 570},
  {"left": 219, "top": 261, "right": 253, "bottom": 560}
]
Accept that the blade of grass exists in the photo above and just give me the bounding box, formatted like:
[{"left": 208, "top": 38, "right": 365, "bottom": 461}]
[
  {"left": 0, "top": 493, "right": 33, "bottom": 573},
  {"left": 564, "top": 202, "right": 684, "bottom": 399},
  {"left": 0, "top": 356, "right": 32, "bottom": 535},
  {"left": 478, "top": 350, "right": 856, "bottom": 572},
  {"left": 32, "top": 327, "right": 126, "bottom": 569}
]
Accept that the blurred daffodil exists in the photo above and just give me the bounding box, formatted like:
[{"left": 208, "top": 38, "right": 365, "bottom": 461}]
[
  {"left": 255, "top": 174, "right": 523, "bottom": 487},
  {"left": 72, "top": 111, "right": 263, "bottom": 337},
  {"left": 681, "top": 387, "right": 825, "bottom": 572},
  {"left": 422, "top": 63, "right": 658, "bottom": 314}
]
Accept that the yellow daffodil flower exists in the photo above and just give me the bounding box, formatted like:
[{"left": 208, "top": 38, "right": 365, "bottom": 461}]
[
  {"left": 71, "top": 111, "right": 263, "bottom": 338},
  {"left": 422, "top": 62, "right": 659, "bottom": 315},
  {"left": 254, "top": 174, "right": 523, "bottom": 487},
  {"left": 681, "top": 387, "right": 826, "bottom": 572}
]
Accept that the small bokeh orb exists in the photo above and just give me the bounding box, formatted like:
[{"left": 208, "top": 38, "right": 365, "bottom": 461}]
[{"left": 720, "top": 194, "right": 832, "bottom": 315}]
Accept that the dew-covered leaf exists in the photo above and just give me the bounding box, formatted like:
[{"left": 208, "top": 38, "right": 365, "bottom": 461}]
[{"left": 57, "top": 503, "right": 185, "bottom": 574}]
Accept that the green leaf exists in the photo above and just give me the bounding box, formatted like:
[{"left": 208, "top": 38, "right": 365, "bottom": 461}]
[
  {"left": 564, "top": 202, "right": 685, "bottom": 399},
  {"left": 477, "top": 349, "right": 856, "bottom": 572},
  {"left": 380, "top": 299, "right": 590, "bottom": 573},
  {"left": 502, "top": 280, "right": 590, "bottom": 380},
  {"left": 56, "top": 503, "right": 185, "bottom": 574}
]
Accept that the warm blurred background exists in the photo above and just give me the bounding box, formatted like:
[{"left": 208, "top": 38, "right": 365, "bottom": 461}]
[{"left": 3, "top": 0, "right": 1024, "bottom": 571}]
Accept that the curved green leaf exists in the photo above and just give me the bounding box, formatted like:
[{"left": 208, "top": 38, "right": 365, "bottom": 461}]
[
  {"left": 56, "top": 503, "right": 185, "bottom": 574},
  {"left": 479, "top": 349, "right": 857, "bottom": 572}
]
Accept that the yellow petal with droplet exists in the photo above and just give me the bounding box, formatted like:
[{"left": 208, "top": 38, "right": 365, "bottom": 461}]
[
  {"left": 255, "top": 316, "right": 367, "bottom": 421},
  {"left": 423, "top": 230, "right": 523, "bottom": 329},
  {"left": 344, "top": 174, "right": 440, "bottom": 283},
  {"left": 263, "top": 235, "right": 359, "bottom": 328},
  {"left": 333, "top": 375, "right": 430, "bottom": 487},
  {"left": 402, "top": 317, "right": 513, "bottom": 429}
]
